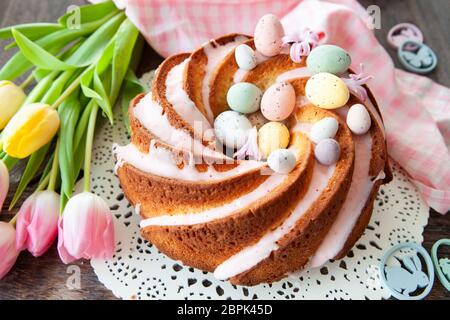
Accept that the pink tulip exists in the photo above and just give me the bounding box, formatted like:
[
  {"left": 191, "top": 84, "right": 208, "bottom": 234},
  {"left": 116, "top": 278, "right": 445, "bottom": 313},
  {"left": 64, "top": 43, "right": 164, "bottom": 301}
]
[
  {"left": 0, "top": 221, "right": 19, "bottom": 280},
  {"left": 57, "top": 192, "right": 115, "bottom": 264},
  {"left": 15, "top": 190, "right": 60, "bottom": 257},
  {"left": 0, "top": 160, "right": 9, "bottom": 212}
]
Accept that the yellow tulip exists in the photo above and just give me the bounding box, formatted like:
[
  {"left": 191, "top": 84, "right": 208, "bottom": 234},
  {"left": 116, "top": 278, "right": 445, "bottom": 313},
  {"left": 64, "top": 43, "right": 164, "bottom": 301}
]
[
  {"left": 2, "top": 103, "right": 60, "bottom": 159},
  {"left": 0, "top": 81, "right": 26, "bottom": 129}
]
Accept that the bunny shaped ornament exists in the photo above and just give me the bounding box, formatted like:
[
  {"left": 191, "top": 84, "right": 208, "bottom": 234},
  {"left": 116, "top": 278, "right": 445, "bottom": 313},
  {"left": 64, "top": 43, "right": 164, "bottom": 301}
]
[{"left": 380, "top": 243, "right": 435, "bottom": 300}]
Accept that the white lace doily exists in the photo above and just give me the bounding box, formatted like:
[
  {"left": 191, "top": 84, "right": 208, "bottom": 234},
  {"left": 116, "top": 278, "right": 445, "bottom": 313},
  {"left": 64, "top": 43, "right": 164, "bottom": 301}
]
[{"left": 90, "top": 72, "right": 429, "bottom": 300}]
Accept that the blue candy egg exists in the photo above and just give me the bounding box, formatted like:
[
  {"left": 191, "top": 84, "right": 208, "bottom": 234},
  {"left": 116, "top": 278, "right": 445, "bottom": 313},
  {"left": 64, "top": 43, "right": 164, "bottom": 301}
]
[
  {"left": 307, "top": 45, "right": 351, "bottom": 75},
  {"left": 227, "top": 82, "right": 262, "bottom": 114}
]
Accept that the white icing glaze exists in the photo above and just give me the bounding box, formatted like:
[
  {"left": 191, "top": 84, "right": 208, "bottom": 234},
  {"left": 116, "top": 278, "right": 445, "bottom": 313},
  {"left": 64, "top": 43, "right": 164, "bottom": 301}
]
[
  {"left": 214, "top": 162, "right": 335, "bottom": 280},
  {"left": 140, "top": 172, "right": 287, "bottom": 228},
  {"left": 113, "top": 142, "right": 264, "bottom": 182},
  {"left": 202, "top": 36, "right": 248, "bottom": 121},
  {"left": 134, "top": 203, "right": 141, "bottom": 216},
  {"left": 309, "top": 132, "right": 374, "bottom": 268},
  {"left": 276, "top": 67, "right": 312, "bottom": 83},
  {"left": 165, "top": 58, "right": 212, "bottom": 132},
  {"left": 233, "top": 68, "right": 248, "bottom": 83},
  {"left": 132, "top": 92, "right": 223, "bottom": 159}
]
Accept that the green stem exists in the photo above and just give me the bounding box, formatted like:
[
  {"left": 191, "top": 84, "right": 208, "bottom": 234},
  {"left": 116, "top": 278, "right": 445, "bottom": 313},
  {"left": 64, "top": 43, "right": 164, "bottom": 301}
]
[
  {"left": 36, "top": 172, "right": 51, "bottom": 192},
  {"left": 9, "top": 213, "right": 18, "bottom": 227},
  {"left": 50, "top": 72, "right": 82, "bottom": 110},
  {"left": 48, "top": 139, "right": 60, "bottom": 191},
  {"left": 41, "top": 69, "right": 76, "bottom": 105},
  {"left": 84, "top": 103, "right": 98, "bottom": 192},
  {"left": 19, "top": 72, "right": 34, "bottom": 90},
  {"left": 2, "top": 155, "right": 18, "bottom": 171}
]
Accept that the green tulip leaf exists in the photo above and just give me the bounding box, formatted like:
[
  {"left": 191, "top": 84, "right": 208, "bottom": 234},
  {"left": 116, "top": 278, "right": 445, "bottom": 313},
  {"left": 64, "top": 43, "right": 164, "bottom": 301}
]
[
  {"left": 41, "top": 69, "right": 79, "bottom": 105},
  {"left": 0, "top": 11, "right": 118, "bottom": 80},
  {"left": 74, "top": 99, "right": 95, "bottom": 151},
  {"left": 12, "top": 28, "right": 77, "bottom": 71},
  {"left": 80, "top": 67, "right": 102, "bottom": 101},
  {"left": 0, "top": 23, "right": 63, "bottom": 41},
  {"left": 93, "top": 70, "right": 113, "bottom": 124},
  {"left": 121, "top": 70, "right": 145, "bottom": 133},
  {"left": 22, "top": 71, "right": 59, "bottom": 106},
  {"left": 9, "top": 143, "right": 51, "bottom": 210},
  {"left": 110, "top": 18, "right": 140, "bottom": 105},
  {"left": 65, "top": 13, "right": 125, "bottom": 68},
  {"left": 96, "top": 38, "right": 116, "bottom": 76},
  {"left": 58, "top": 0, "right": 118, "bottom": 27},
  {"left": 58, "top": 90, "right": 82, "bottom": 208}
]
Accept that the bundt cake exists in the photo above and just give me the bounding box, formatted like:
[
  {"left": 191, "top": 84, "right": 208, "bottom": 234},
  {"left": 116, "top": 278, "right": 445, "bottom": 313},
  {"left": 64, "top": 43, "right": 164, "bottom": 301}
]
[{"left": 113, "top": 14, "right": 391, "bottom": 286}]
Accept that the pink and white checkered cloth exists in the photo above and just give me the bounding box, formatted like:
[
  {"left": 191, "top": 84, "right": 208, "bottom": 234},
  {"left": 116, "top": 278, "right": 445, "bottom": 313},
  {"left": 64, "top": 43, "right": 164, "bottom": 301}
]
[{"left": 102, "top": 0, "right": 450, "bottom": 214}]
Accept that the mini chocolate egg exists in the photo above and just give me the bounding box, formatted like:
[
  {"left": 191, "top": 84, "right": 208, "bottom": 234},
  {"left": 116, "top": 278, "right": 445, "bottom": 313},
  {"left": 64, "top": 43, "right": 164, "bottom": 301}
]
[
  {"left": 227, "top": 82, "right": 262, "bottom": 114},
  {"left": 248, "top": 111, "right": 269, "bottom": 129},
  {"left": 261, "top": 82, "right": 296, "bottom": 121},
  {"left": 310, "top": 117, "right": 339, "bottom": 144},
  {"left": 267, "top": 149, "right": 297, "bottom": 174},
  {"left": 307, "top": 45, "right": 351, "bottom": 75},
  {"left": 305, "top": 73, "right": 349, "bottom": 109},
  {"left": 254, "top": 14, "right": 284, "bottom": 57},
  {"left": 258, "top": 122, "right": 290, "bottom": 159},
  {"left": 314, "top": 138, "right": 341, "bottom": 165},
  {"left": 235, "top": 44, "right": 257, "bottom": 71},
  {"left": 346, "top": 104, "right": 371, "bottom": 135},
  {"left": 214, "top": 111, "right": 252, "bottom": 149}
]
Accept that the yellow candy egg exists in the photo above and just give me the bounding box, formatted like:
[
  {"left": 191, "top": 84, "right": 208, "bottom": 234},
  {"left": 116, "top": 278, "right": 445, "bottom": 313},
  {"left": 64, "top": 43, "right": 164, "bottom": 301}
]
[
  {"left": 258, "top": 122, "right": 290, "bottom": 159},
  {"left": 305, "top": 72, "right": 349, "bottom": 109}
]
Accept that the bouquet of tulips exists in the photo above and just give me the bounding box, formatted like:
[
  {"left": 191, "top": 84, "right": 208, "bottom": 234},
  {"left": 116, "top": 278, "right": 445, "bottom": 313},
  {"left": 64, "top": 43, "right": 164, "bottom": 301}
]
[{"left": 0, "top": 1, "right": 145, "bottom": 279}]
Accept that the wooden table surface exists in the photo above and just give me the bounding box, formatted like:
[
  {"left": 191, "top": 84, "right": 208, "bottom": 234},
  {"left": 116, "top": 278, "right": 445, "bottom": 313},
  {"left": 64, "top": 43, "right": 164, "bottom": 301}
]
[{"left": 0, "top": 0, "right": 449, "bottom": 300}]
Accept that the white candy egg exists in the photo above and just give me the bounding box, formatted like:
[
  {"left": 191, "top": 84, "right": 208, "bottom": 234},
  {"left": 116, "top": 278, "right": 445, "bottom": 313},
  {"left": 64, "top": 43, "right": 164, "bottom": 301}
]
[
  {"left": 267, "top": 149, "right": 297, "bottom": 174},
  {"left": 214, "top": 111, "right": 252, "bottom": 149},
  {"left": 346, "top": 104, "right": 371, "bottom": 135},
  {"left": 235, "top": 44, "right": 257, "bottom": 71},
  {"left": 310, "top": 117, "right": 339, "bottom": 144}
]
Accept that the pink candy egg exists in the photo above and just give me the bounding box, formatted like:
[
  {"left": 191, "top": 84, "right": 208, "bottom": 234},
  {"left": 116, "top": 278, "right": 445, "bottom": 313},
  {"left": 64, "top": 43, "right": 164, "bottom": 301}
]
[
  {"left": 254, "top": 14, "right": 284, "bottom": 57},
  {"left": 261, "top": 82, "right": 296, "bottom": 121}
]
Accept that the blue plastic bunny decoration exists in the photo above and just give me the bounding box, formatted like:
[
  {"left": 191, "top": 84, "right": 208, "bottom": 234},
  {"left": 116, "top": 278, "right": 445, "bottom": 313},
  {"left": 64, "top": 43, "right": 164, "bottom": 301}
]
[{"left": 385, "top": 254, "right": 429, "bottom": 295}]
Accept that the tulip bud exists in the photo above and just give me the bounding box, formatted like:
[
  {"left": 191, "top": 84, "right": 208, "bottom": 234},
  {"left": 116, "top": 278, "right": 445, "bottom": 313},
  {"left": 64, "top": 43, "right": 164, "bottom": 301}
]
[
  {"left": 57, "top": 192, "right": 115, "bottom": 264},
  {"left": 2, "top": 103, "right": 60, "bottom": 159},
  {"left": 0, "top": 81, "right": 26, "bottom": 130},
  {"left": 0, "top": 222, "right": 19, "bottom": 280},
  {"left": 15, "top": 191, "right": 60, "bottom": 257},
  {"left": 0, "top": 161, "right": 9, "bottom": 212}
]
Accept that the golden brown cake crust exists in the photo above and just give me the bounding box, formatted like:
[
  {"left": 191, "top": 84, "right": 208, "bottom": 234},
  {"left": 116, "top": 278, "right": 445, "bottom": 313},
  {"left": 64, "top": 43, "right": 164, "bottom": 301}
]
[
  {"left": 115, "top": 33, "right": 391, "bottom": 286},
  {"left": 141, "top": 133, "right": 315, "bottom": 270}
]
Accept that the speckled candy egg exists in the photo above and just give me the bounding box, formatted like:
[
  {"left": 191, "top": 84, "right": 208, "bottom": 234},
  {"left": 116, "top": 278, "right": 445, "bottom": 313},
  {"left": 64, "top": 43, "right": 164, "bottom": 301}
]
[
  {"left": 307, "top": 45, "right": 351, "bottom": 75},
  {"left": 346, "top": 104, "right": 371, "bottom": 135},
  {"left": 258, "top": 122, "right": 290, "bottom": 159},
  {"left": 247, "top": 111, "right": 269, "bottom": 129},
  {"left": 261, "top": 82, "right": 296, "bottom": 121},
  {"left": 227, "top": 82, "right": 262, "bottom": 114},
  {"left": 254, "top": 14, "right": 284, "bottom": 57},
  {"left": 310, "top": 117, "right": 339, "bottom": 144},
  {"left": 235, "top": 44, "right": 257, "bottom": 70},
  {"left": 214, "top": 111, "right": 252, "bottom": 149},
  {"left": 314, "top": 138, "right": 341, "bottom": 165},
  {"left": 267, "top": 149, "right": 297, "bottom": 174},
  {"left": 305, "top": 73, "right": 349, "bottom": 109}
]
